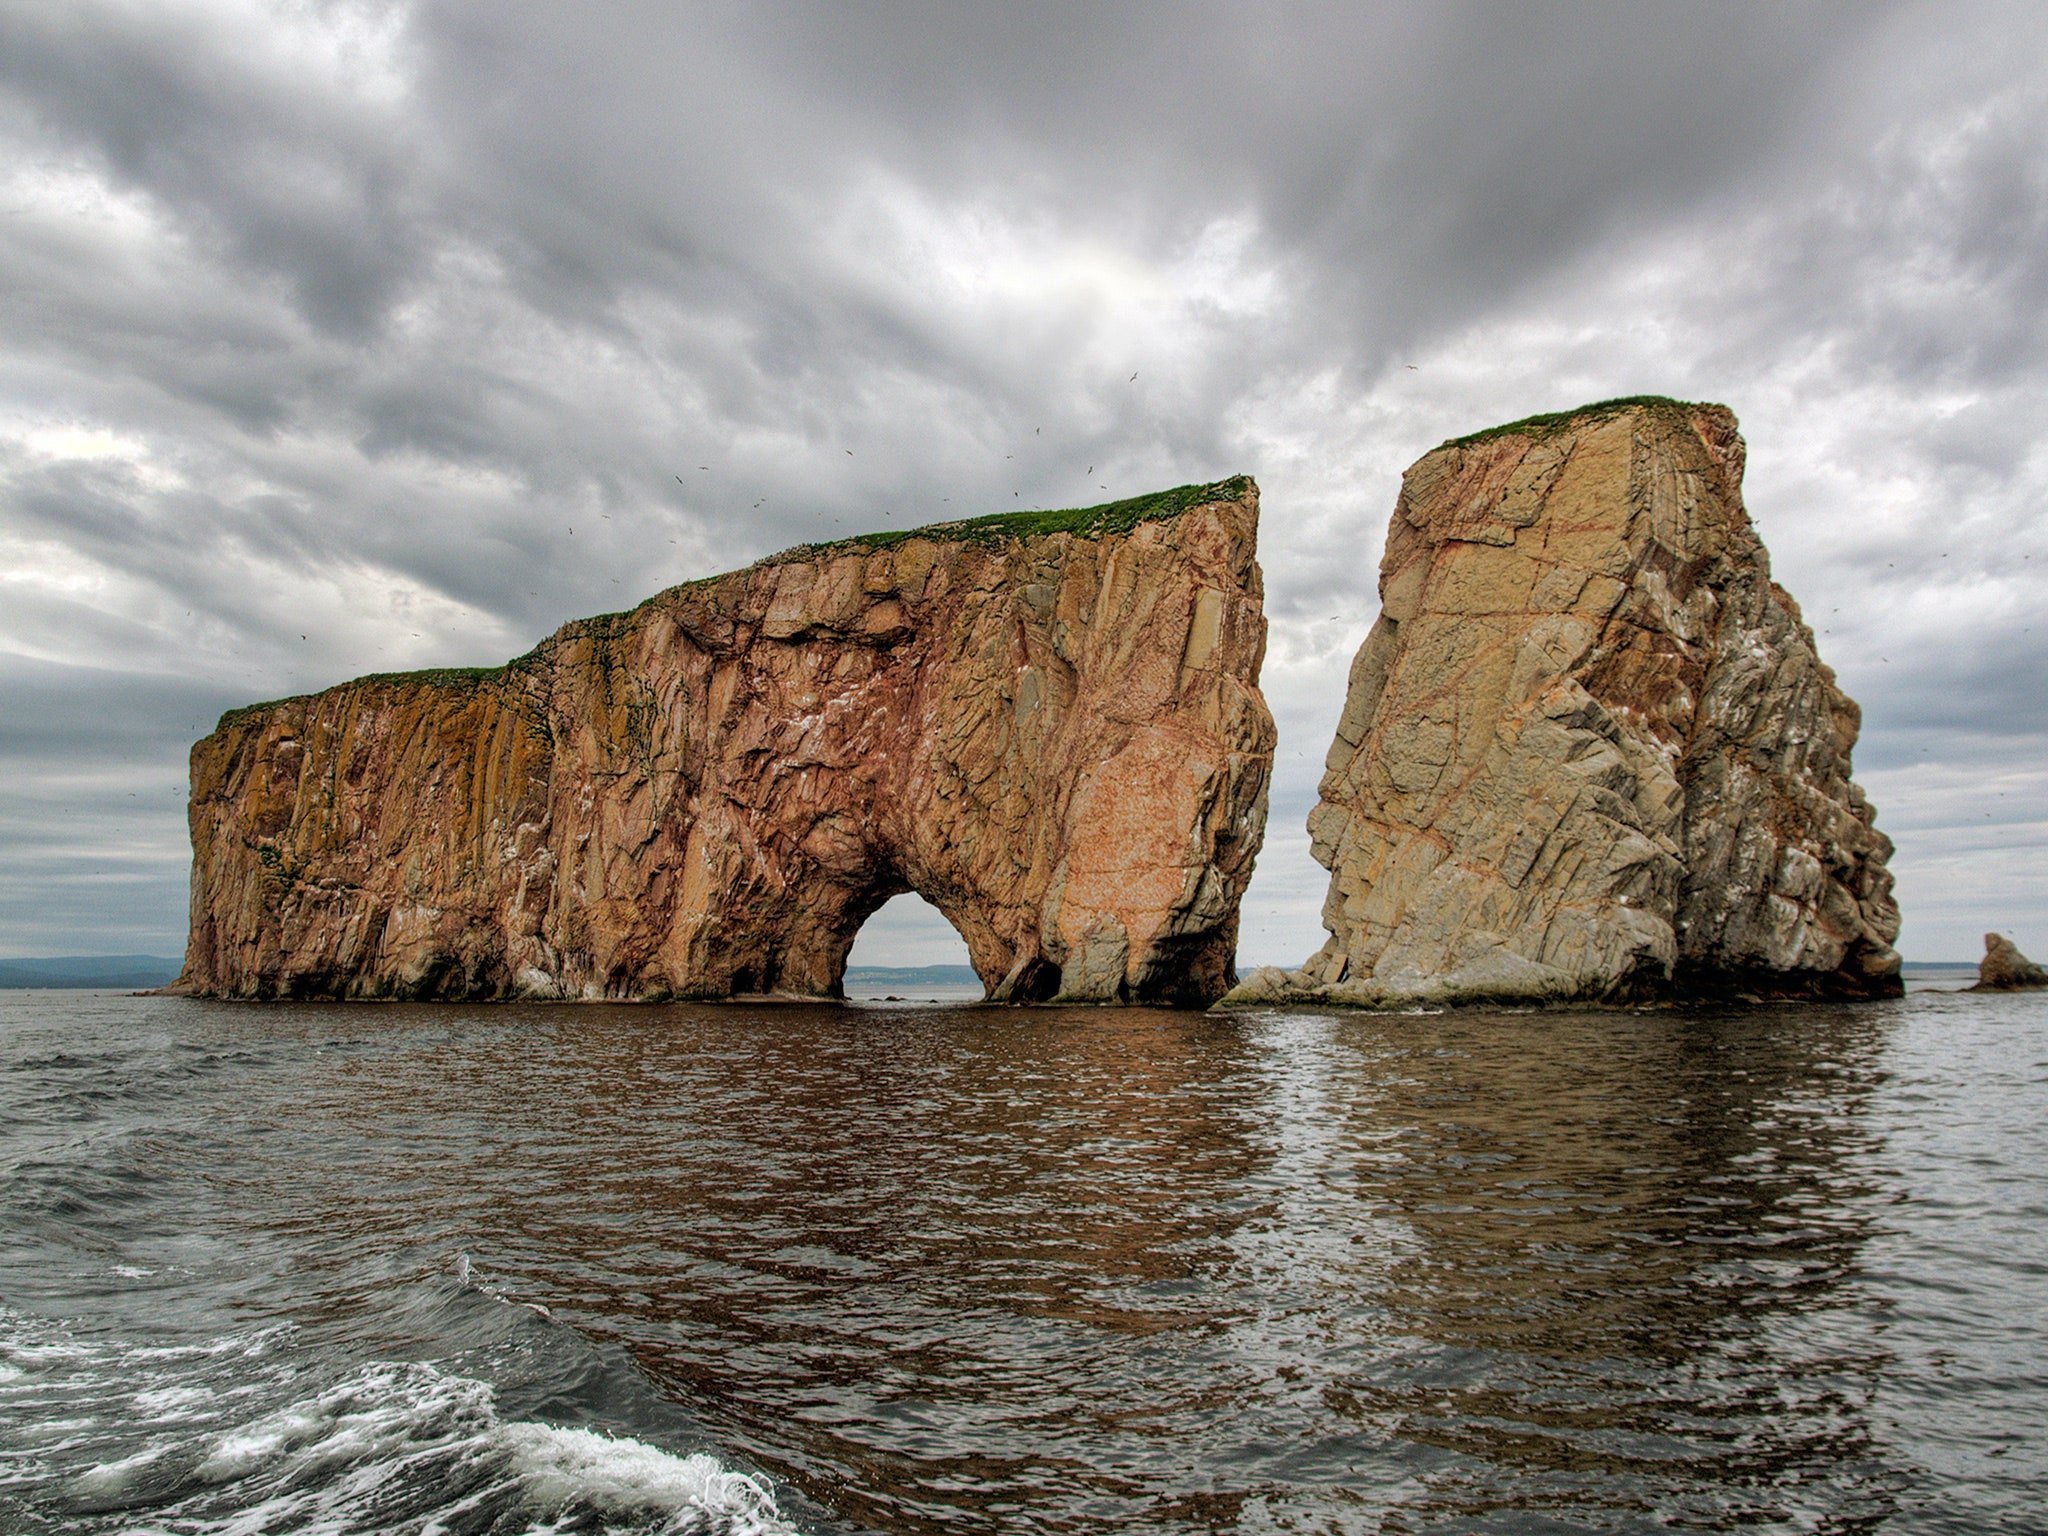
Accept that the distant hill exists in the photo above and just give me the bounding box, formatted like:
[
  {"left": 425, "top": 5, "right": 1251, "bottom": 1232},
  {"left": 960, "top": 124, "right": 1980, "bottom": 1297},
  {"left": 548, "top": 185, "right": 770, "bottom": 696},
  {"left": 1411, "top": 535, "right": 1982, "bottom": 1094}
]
[
  {"left": 843, "top": 964, "right": 982, "bottom": 988},
  {"left": 0, "top": 955, "right": 182, "bottom": 990}
]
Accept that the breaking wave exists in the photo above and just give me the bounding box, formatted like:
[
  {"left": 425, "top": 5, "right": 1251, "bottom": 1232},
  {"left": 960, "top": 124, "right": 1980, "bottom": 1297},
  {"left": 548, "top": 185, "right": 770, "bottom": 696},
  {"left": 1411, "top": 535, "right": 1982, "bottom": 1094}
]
[{"left": 0, "top": 1306, "right": 796, "bottom": 1536}]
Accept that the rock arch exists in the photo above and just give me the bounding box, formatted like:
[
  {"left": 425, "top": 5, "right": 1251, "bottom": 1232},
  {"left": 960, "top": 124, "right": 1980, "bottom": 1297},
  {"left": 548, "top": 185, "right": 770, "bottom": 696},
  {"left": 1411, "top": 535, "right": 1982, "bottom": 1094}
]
[{"left": 177, "top": 480, "right": 1276, "bottom": 1006}]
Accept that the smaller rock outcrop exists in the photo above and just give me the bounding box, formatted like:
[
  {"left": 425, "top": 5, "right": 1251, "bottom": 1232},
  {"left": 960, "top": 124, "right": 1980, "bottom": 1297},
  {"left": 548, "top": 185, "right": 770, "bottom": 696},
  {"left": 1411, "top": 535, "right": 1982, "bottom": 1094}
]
[{"left": 1971, "top": 933, "right": 2048, "bottom": 990}]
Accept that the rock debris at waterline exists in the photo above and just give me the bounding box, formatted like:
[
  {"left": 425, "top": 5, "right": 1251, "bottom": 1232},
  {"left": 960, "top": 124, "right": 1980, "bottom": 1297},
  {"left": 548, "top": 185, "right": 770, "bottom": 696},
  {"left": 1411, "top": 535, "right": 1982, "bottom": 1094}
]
[
  {"left": 1971, "top": 933, "right": 2048, "bottom": 990},
  {"left": 175, "top": 480, "right": 1275, "bottom": 1006},
  {"left": 1225, "top": 398, "right": 1901, "bottom": 1010}
]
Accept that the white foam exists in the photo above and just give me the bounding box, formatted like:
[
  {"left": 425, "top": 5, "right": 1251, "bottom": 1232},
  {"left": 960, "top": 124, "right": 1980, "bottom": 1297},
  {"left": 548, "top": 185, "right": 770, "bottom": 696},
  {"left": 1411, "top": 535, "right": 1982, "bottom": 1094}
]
[
  {"left": 501, "top": 1421, "right": 787, "bottom": 1530},
  {"left": 73, "top": 1442, "right": 167, "bottom": 1499},
  {"left": 2, "top": 1307, "right": 800, "bottom": 1536}
]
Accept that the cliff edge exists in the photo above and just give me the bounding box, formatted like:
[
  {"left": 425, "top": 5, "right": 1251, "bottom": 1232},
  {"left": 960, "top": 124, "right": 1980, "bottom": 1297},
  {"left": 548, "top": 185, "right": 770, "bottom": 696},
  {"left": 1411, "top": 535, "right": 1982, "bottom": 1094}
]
[
  {"left": 178, "top": 478, "right": 1275, "bottom": 1004},
  {"left": 1226, "top": 400, "right": 1899, "bottom": 1008}
]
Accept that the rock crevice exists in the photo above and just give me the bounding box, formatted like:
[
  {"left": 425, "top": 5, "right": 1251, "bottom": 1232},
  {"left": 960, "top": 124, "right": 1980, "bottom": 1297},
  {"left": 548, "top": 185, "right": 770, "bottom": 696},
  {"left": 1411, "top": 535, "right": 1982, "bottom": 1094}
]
[{"left": 178, "top": 480, "right": 1275, "bottom": 1004}]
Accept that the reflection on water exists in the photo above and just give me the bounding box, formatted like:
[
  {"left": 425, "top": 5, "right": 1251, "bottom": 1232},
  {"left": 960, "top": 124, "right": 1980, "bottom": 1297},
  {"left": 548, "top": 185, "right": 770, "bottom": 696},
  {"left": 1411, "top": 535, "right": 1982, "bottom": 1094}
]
[{"left": 2, "top": 989, "right": 2044, "bottom": 1533}]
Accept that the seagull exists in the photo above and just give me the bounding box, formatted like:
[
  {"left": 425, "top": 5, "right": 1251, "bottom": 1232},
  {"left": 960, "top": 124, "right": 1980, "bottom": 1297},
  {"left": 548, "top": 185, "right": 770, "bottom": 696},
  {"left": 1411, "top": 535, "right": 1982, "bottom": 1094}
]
[
  {"left": 1405, "top": 364, "right": 1418, "bottom": 370},
  {"left": 1035, "top": 427, "right": 1040, "bottom": 434},
  {"left": 1086, "top": 465, "right": 1093, "bottom": 474},
  {"left": 1129, "top": 372, "right": 1138, "bottom": 381},
  {"left": 675, "top": 475, "right": 685, "bottom": 485},
  {"left": 845, "top": 449, "right": 854, "bottom": 456}
]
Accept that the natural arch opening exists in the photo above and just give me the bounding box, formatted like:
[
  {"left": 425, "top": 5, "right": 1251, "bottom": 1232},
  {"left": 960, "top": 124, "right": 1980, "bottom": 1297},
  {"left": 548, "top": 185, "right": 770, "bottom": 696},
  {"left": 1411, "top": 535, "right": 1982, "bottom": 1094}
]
[{"left": 843, "top": 892, "right": 982, "bottom": 1001}]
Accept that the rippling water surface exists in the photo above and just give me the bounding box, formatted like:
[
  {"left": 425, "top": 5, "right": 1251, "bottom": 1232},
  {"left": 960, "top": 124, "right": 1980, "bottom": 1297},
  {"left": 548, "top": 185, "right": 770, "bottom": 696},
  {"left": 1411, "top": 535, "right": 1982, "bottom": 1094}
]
[{"left": 2, "top": 983, "right": 2044, "bottom": 1533}]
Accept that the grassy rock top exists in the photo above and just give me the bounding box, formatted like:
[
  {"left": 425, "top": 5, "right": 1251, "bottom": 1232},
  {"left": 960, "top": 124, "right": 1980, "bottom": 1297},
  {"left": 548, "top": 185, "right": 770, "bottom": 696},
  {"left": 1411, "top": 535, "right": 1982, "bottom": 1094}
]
[
  {"left": 761, "top": 475, "right": 1252, "bottom": 564},
  {"left": 1437, "top": 396, "right": 1725, "bottom": 451},
  {"left": 213, "top": 476, "right": 1251, "bottom": 731}
]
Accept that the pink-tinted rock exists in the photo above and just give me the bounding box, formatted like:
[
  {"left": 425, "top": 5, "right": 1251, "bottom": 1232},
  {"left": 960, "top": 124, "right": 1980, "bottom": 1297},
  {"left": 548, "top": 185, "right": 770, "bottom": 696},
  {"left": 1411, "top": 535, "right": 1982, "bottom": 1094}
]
[{"left": 177, "top": 480, "right": 1275, "bottom": 1004}]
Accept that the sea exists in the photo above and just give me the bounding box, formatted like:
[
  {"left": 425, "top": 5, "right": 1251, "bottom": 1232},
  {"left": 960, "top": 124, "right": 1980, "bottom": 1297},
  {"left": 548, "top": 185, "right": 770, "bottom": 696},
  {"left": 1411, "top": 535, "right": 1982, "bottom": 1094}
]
[{"left": 2, "top": 971, "right": 2042, "bottom": 1534}]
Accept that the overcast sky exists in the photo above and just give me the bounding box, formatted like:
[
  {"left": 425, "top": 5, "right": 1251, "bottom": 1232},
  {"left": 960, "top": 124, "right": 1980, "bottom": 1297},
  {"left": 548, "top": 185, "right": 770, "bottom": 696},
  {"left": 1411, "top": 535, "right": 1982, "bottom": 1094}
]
[{"left": 2, "top": 1, "right": 2043, "bottom": 969}]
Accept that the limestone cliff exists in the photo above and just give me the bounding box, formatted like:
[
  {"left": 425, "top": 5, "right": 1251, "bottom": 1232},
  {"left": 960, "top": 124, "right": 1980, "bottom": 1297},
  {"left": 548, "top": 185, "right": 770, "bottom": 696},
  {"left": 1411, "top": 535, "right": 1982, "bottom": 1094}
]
[
  {"left": 178, "top": 479, "right": 1274, "bottom": 1004},
  {"left": 1227, "top": 400, "right": 1900, "bottom": 1008}
]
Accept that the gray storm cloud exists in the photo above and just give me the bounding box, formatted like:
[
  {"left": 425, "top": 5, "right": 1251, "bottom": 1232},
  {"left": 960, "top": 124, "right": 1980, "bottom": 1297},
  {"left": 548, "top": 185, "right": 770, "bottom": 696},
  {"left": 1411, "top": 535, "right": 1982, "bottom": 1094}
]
[{"left": 1, "top": 0, "right": 2042, "bottom": 963}]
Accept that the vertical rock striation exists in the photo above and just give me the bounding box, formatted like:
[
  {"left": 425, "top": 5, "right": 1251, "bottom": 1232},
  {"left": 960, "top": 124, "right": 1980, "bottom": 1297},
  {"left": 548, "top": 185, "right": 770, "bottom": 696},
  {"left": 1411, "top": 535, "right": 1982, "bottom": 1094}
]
[
  {"left": 178, "top": 479, "right": 1274, "bottom": 1004},
  {"left": 1227, "top": 399, "right": 1900, "bottom": 1008}
]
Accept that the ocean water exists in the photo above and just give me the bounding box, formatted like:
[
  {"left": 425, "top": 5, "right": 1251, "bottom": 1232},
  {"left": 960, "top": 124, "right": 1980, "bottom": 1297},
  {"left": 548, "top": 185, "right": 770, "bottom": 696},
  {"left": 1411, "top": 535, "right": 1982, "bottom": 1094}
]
[{"left": 2, "top": 981, "right": 2043, "bottom": 1534}]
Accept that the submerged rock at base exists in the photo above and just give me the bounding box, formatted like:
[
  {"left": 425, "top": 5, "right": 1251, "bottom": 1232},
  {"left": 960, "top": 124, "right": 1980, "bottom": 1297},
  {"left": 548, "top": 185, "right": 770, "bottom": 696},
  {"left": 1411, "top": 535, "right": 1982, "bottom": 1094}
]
[
  {"left": 177, "top": 480, "right": 1275, "bottom": 1005},
  {"left": 1971, "top": 933, "right": 2048, "bottom": 990},
  {"left": 1223, "top": 399, "right": 1900, "bottom": 1010}
]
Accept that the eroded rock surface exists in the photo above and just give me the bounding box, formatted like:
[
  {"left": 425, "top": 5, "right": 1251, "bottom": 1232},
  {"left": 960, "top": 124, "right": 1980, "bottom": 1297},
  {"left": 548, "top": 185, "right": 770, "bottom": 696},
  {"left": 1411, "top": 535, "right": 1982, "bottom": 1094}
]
[
  {"left": 1227, "top": 400, "right": 1899, "bottom": 1008},
  {"left": 1971, "top": 932, "right": 2048, "bottom": 990},
  {"left": 178, "top": 480, "right": 1274, "bottom": 1004}
]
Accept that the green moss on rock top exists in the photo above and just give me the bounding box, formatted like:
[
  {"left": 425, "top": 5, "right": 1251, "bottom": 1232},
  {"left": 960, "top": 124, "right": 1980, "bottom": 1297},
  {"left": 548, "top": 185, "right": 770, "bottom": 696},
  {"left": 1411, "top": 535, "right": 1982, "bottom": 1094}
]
[
  {"left": 1439, "top": 396, "right": 1724, "bottom": 451},
  {"left": 207, "top": 477, "right": 1251, "bottom": 736},
  {"left": 214, "top": 665, "right": 514, "bottom": 729},
  {"left": 761, "top": 475, "right": 1252, "bottom": 564}
]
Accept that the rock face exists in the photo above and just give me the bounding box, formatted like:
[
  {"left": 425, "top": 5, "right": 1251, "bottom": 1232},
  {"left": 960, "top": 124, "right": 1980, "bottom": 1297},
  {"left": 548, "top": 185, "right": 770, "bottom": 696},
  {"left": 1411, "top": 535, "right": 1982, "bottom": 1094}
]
[
  {"left": 1971, "top": 933, "right": 2048, "bottom": 990},
  {"left": 1227, "top": 399, "right": 1900, "bottom": 1008},
  {"left": 177, "top": 480, "right": 1274, "bottom": 1004}
]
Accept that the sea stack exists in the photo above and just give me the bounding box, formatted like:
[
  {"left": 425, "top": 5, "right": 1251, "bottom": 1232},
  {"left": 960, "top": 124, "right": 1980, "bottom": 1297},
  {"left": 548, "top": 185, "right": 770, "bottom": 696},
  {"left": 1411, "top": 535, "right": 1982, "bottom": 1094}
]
[
  {"left": 1971, "top": 933, "right": 2048, "bottom": 990},
  {"left": 177, "top": 479, "right": 1275, "bottom": 1004},
  {"left": 1226, "top": 399, "right": 1900, "bottom": 1008}
]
